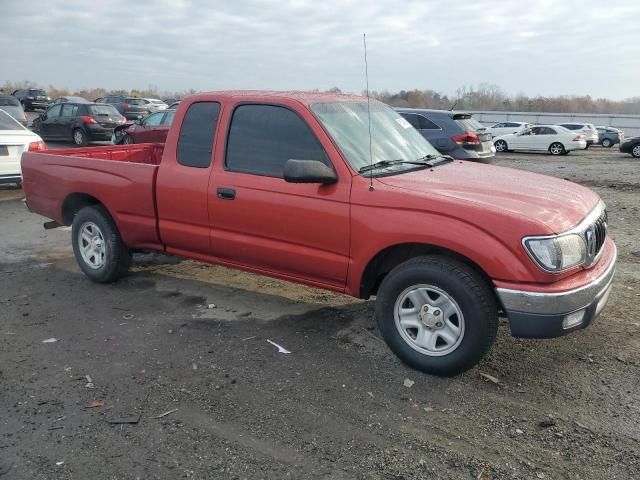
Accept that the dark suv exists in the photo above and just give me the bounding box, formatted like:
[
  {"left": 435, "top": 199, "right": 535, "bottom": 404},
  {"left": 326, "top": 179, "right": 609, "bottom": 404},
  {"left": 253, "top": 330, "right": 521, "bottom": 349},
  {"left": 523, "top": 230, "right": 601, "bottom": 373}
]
[
  {"left": 94, "top": 96, "right": 150, "bottom": 120},
  {"left": 396, "top": 109, "right": 494, "bottom": 161},
  {"left": 12, "top": 88, "right": 51, "bottom": 111}
]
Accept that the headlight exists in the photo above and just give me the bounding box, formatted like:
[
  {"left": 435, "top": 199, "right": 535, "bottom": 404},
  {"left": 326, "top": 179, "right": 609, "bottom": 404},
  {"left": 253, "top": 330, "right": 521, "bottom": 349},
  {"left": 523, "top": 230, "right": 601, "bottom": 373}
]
[{"left": 524, "top": 234, "right": 586, "bottom": 272}]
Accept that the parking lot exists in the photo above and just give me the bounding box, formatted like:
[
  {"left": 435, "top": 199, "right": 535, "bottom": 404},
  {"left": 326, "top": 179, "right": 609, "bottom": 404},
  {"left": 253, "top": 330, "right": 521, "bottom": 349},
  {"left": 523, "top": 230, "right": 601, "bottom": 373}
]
[{"left": 1, "top": 143, "right": 639, "bottom": 479}]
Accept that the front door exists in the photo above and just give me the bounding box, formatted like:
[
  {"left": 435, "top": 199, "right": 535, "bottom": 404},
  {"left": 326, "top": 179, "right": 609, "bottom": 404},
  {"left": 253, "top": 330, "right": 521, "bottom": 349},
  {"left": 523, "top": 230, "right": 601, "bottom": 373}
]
[
  {"left": 208, "top": 102, "right": 351, "bottom": 290},
  {"left": 59, "top": 104, "right": 79, "bottom": 140},
  {"left": 40, "top": 104, "right": 62, "bottom": 139}
]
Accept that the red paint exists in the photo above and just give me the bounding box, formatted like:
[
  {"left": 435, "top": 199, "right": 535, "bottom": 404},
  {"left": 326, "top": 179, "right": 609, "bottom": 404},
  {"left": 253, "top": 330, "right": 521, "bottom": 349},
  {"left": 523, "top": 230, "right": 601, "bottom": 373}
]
[{"left": 21, "top": 91, "right": 615, "bottom": 300}]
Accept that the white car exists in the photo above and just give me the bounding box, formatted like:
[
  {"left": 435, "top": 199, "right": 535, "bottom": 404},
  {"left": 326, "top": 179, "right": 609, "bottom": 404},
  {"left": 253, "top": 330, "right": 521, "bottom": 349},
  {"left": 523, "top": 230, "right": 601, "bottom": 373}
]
[
  {"left": 558, "top": 123, "right": 598, "bottom": 148},
  {"left": 488, "top": 121, "right": 531, "bottom": 137},
  {"left": 493, "top": 125, "right": 586, "bottom": 155},
  {"left": 143, "top": 98, "right": 168, "bottom": 112},
  {"left": 0, "top": 110, "right": 46, "bottom": 187}
]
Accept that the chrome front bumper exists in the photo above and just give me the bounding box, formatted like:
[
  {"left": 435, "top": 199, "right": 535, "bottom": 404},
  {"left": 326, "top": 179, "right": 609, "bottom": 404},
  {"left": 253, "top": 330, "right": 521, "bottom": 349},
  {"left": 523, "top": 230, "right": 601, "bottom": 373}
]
[{"left": 496, "top": 245, "right": 616, "bottom": 338}]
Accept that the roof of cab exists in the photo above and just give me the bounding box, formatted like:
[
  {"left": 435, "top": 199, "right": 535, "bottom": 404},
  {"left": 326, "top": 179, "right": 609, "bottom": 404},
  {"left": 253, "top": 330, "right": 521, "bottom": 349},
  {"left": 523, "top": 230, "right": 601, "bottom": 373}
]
[{"left": 183, "top": 90, "right": 369, "bottom": 105}]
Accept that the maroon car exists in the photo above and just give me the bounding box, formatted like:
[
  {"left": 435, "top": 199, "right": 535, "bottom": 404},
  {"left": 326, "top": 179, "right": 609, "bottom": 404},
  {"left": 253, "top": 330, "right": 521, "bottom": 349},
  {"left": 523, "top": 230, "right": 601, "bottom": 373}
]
[{"left": 113, "top": 109, "right": 175, "bottom": 144}]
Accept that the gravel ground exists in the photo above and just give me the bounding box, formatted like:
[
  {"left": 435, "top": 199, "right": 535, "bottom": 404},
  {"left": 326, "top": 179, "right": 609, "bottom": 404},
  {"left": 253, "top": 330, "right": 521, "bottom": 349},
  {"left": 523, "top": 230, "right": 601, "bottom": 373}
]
[{"left": 0, "top": 145, "right": 638, "bottom": 479}]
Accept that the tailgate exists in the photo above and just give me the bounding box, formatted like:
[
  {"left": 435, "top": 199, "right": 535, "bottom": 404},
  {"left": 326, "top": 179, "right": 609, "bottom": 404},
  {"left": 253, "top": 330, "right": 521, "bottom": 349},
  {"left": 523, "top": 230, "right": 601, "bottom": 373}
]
[{"left": 22, "top": 146, "right": 164, "bottom": 250}]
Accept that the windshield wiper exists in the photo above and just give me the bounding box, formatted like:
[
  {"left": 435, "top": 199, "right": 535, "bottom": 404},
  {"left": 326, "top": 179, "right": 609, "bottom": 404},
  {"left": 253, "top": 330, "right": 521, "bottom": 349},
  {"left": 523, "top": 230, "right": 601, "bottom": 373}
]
[
  {"left": 358, "top": 159, "right": 435, "bottom": 174},
  {"left": 415, "top": 154, "right": 454, "bottom": 164}
]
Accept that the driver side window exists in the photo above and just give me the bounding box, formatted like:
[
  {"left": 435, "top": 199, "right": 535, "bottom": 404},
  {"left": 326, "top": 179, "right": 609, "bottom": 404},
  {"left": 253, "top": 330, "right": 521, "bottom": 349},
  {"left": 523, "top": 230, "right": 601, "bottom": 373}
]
[
  {"left": 143, "top": 113, "right": 163, "bottom": 126},
  {"left": 46, "top": 105, "right": 62, "bottom": 119}
]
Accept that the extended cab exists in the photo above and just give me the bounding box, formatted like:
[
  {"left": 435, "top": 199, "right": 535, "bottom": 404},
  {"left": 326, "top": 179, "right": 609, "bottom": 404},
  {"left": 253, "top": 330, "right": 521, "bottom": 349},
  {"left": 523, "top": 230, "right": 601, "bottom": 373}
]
[{"left": 21, "top": 91, "right": 616, "bottom": 376}]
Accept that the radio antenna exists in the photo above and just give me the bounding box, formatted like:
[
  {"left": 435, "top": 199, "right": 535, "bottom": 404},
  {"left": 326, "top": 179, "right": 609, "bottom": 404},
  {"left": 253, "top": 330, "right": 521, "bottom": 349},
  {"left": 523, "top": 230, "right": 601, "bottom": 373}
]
[{"left": 363, "top": 33, "right": 374, "bottom": 191}]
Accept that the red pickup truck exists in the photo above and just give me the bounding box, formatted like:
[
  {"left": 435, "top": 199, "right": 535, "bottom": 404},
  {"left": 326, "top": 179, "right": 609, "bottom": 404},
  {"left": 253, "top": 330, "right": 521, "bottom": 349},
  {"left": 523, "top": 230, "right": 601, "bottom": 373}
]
[{"left": 22, "top": 91, "right": 616, "bottom": 376}]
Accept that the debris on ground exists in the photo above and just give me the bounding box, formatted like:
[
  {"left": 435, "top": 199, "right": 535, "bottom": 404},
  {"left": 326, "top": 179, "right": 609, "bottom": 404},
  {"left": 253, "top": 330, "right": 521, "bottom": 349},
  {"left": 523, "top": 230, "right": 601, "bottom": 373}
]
[
  {"left": 515, "top": 428, "right": 524, "bottom": 434},
  {"left": 86, "top": 400, "right": 104, "bottom": 408},
  {"left": 42, "top": 338, "right": 57, "bottom": 343},
  {"left": 479, "top": 372, "right": 500, "bottom": 384},
  {"left": 55, "top": 461, "right": 64, "bottom": 466},
  {"left": 122, "top": 313, "right": 134, "bottom": 320},
  {"left": 208, "top": 303, "right": 216, "bottom": 309},
  {"left": 539, "top": 419, "right": 557, "bottom": 428},
  {"left": 107, "top": 414, "right": 141, "bottom": 425},
  {"left": 242, "top": 335, "right": 256, "bottom": 341},
  {"left": 85, "top": 375, "right": 95, "bottom": 389},
  {"left": 154, "top": 408, "right": 178, "bottom": 419},
  {"left": 266, "top": 339, "right": 291, "bottom": 354},
  {"left": 105, "top": 335, "right": 117, "bottom": 341},
  {"left": 403, "top": 378, "right": 415, "bottom": 388}
]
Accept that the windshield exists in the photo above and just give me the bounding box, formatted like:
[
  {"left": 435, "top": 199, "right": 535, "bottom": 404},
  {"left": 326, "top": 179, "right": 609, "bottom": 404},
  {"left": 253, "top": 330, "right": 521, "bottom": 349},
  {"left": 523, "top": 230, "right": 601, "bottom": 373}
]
[
  {"left": 89, "top": 105, "right": 120, "bottom": 116},
  {"left": 0, "top": 109, "right": 25, "bottom": 131},
  {"left": 455, "top": 116, "right": 485, "bottom": 131},
  {"left": 311, "top": 101, "right": 441, "bottom": 174}
]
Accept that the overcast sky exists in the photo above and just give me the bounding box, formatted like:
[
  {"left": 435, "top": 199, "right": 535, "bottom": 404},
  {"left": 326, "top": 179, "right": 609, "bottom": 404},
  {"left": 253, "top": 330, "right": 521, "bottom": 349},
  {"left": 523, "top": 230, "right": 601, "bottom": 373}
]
[{"left": 2, "top": 0, "right": 639, "bottom": 99}]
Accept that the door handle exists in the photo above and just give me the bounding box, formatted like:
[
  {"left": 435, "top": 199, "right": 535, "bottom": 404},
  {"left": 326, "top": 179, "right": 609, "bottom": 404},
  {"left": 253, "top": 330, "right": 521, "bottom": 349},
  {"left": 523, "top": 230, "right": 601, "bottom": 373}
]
[{"left": 217, "top": 187, "right": 236, "bottom": 200}]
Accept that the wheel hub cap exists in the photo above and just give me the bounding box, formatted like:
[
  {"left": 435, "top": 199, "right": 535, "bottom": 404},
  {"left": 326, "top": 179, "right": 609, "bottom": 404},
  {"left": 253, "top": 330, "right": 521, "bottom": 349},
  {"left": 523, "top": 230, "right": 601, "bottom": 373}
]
[
  {"left": 79, "top": 222, "right": 106, "bottom": 269},
  {"left": 394, "top": 284, "right": 465, "bottom": 356}
]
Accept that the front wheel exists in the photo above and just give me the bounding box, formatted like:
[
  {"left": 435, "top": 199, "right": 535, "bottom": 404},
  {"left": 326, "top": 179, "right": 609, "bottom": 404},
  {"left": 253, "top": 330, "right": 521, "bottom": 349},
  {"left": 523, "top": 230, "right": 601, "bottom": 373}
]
[
  {"left": 601, "top": 138, "right": 612, "bottom": 148},
  {"left": 549, "top": 142, "right": 565, "bottom": 155},
  {"left": 494, "top": 140, "right": 507, "bottom": 152},
  {"left": 375, "top": 256, "right": 498, "bottom": 376},
  {"left": 72, "top": 206, "right": 131, "bottom": 283},
  {"left": 73, "top": 128, "right": 88, "bottom": 147},
  {"left": 632, "top": 145, "right": 640, "bottom": 158}
]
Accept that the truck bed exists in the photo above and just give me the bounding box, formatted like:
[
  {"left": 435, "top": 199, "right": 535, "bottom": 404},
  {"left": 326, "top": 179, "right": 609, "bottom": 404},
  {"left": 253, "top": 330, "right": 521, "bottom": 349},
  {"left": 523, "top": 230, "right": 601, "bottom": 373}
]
[
  {"left": 22, "top": 144, "right": 165, "bottom": 250},
  {"left": 41, "top": 143, "right": 164, "bottom": 165}
]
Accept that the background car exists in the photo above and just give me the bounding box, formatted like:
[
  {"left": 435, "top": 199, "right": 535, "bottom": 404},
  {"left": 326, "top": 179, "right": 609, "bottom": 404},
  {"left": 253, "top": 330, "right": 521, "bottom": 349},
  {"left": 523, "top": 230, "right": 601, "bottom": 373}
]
[
  {"left": 112, "top": 109, "right": 175, "bottom": 144},
  {"left": 94, "top": 95, "right": 151, "bottom": 120},
  {"left": 488, "top": 121, "right": 531, "bottom": 137},
  {"left": 11, "top": 88, "right": 51, "bottom": 111},
  {"left": 619, "top": 136, "right": 640, "bottom": 158},
  {"left": 143, "top": 98, "right": 168, "bottom": 112},
  {"left": 396, "top": 109, "right": 495, "bottom": 162},
  {"left": 558, "top": 123, "right": 598, "bottom": 148},
  {"left": 32, "top": 102, "right": 126, "bottom": 146},
  {"left": 493, "top": 125, "right": 586, "bottom": 155},
  {"left": 163, "top": 98, "right": 180, "bottom": 105},
  {"left": 0, "top": 109, "right": 46, "bottom": 187},
  {"left": 168, "top": 101, "right": 180, "bottom": 109},
  {"left": 52, "top": 96, "right": 91, "bottom": 104},
  {"left": 0, "top": 95, "right": 28, "bottom": 127},
  {"left": 595, "top": 126, "right": 623, "bottom": 148}
]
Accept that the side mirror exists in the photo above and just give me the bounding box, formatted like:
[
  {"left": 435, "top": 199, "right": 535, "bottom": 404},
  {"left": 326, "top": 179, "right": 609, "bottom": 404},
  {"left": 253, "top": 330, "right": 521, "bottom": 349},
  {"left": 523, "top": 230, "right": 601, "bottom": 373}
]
[{"left": 284, "top": 159, "right": 337, "bottom": 185}]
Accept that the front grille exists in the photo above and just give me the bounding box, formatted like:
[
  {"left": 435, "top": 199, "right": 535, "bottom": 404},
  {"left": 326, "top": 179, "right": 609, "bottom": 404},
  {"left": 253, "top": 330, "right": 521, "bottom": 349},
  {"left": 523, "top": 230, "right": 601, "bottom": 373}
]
[{"left": 593, "top": 209, "right": 608, "bottom": 256}]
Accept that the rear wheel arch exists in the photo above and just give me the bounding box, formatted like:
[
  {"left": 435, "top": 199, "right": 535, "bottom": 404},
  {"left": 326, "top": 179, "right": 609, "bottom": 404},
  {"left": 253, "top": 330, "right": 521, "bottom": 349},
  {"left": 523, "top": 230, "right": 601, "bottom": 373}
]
[
  {"left": 62, "top": 193, "right": 104, "bottom": 226},
  {"left": 359, "top": 243, "right": 498, "bottom": 305}
]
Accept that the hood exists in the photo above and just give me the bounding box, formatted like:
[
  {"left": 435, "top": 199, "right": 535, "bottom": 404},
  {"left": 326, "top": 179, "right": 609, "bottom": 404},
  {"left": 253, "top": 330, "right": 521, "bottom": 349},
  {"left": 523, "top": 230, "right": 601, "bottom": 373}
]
[{"left": 377, "top": 161, "right": 599, "bottom": 234}]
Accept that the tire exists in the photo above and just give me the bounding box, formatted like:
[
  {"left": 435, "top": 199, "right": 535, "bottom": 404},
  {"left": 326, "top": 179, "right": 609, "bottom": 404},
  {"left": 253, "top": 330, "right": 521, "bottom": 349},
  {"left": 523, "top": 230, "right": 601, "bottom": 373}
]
[
  {"left": 601, "top": 138, "right": 612, "bottom": 148},
  {"left": 632, "top": 144, "right": 640, "bottom": 158},
  {"left": 494, "top": 140, "right": 507, "bottom": 153},
  {"left": 584, "top": 144, "right": 590, "bottom": 150},
  {"left": 549, "top": 142, "right": 565, "bottom": 156},
  {"left": 71, "top": 205, "right": 131, "bottom": 283},
  {"left": 73, "top": 128, "right": 88, "bottom": 147},
  {"left": 375, "top": 255, "right": 498, "bottom": 376}
]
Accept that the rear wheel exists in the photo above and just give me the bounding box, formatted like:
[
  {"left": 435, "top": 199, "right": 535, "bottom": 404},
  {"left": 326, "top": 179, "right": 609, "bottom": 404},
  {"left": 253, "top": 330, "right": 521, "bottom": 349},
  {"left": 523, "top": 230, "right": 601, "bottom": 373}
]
[
  {"left": 632, "top": 144, "right": 640, "bottom": 158},
  {"left": 73, "top": 128, "right": 88, "bottom": 146},
  {"left": 71, "top": 206, "right": 131, "bottom": 283},
  {"left": 601, "top": 138, "right": 612, "bottom": 148},
  {"left": 375, "top": 255, "right": 498, "bottom": 376},
  {"left": 549, "top": 142, "right": 565, "bottom": 155},
  {"left": 494, "top": 140, "right": 508, "bottom": 152}
]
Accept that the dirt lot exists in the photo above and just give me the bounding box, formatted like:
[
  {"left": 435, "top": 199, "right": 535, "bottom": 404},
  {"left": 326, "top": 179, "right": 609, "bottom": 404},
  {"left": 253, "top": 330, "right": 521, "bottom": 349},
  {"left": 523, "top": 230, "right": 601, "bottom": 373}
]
[{"left": 1, "top": 146, "right": 639, "bottom": 479}]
